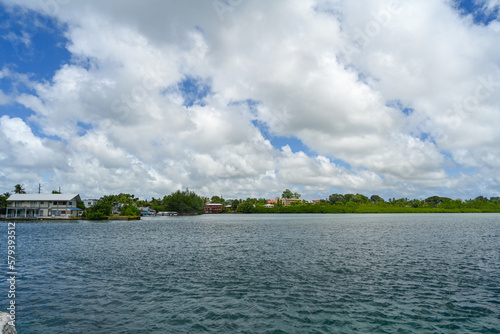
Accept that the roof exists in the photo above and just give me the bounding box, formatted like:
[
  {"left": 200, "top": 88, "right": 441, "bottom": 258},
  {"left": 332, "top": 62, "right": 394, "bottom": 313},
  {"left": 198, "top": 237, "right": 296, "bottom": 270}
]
[
  {"left": 7, "top": 194, "right": 81, "bottom": 202},
  {"left": 205, "top": 203, "right": 223, "bottom": 206}
]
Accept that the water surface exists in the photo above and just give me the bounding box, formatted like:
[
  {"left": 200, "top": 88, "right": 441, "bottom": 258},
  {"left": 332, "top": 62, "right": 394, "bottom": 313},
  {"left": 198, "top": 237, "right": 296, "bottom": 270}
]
[{"left": 1, "top": 213, "right": 499, "bottom": 333}]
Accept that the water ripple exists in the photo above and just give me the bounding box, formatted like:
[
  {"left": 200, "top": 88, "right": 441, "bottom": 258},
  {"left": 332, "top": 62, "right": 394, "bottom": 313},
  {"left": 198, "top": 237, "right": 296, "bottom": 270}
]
[{"left": 1, "top": 214, "right": 499, "bottom": 333}]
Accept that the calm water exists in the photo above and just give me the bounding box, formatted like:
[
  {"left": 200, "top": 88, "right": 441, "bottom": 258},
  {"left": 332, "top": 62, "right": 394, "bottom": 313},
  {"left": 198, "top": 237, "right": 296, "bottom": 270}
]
[{"left": 1, "top": 214, "right": 499, "bottom": 333}]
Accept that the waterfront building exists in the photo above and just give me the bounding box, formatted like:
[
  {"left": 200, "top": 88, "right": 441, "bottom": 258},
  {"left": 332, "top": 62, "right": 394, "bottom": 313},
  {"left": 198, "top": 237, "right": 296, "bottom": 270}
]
[
  {"left": 203, "top": 203, "right": 223, "bottom": 213},
  {"left": 275, "top": 197, "right": 303, "bottom": 207},
  {"left": 83, "top": 199, "right": 99, "bottom": 208},
  {"left": 6, "top": 194, "right": 82, "bottom": 218}
]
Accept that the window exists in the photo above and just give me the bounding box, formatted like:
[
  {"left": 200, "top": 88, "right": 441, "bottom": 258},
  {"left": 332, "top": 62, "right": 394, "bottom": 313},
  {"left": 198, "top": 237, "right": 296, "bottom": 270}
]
[{"left": 53, "top": 201, "right": 57, "bottom": 205}]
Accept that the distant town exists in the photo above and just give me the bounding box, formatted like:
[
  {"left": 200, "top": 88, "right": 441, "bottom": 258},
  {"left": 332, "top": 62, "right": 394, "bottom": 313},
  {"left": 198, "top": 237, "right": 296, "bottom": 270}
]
[{"left": 1, "top": 184, "right": 500, "bottom": 220}]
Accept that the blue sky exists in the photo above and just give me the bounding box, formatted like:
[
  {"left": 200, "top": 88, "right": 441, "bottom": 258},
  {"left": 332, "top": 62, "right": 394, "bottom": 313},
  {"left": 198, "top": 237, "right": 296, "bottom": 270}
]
[
  {"left": 0, "top": 0, "right": 499, "bottom": 200},
  {"left": 455, "top": 0, "right": 499, "bottom": 24},
  {"left": 0, "top": 4, "right": 69, "bottom": 80}
]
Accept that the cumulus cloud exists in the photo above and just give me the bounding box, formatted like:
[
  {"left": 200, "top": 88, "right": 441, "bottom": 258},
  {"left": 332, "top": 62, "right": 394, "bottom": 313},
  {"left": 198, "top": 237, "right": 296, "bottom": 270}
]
[
  {"left": 0, "top": 116, "right": 67, "bottom": 169},
  {"left": 0, "top": 0, "right": 499, "bottom": 199}
]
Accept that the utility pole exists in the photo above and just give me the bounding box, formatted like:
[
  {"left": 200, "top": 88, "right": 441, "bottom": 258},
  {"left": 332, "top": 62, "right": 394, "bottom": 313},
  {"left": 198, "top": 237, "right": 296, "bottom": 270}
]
[
  {"left": 59, "top": 187, "right": 61, "bottom": 193},
  {"left": 38, "top": 183, "right": 41, "bottom": 194}
]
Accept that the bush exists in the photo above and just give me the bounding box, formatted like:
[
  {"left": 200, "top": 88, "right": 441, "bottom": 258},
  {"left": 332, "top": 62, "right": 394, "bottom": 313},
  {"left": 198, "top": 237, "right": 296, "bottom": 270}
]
[
  {"left": 120, "top": 204, "right": 141, "bottom": 217},
  {"left": 85, "top": 202, "right": 112, "bottom": 220}
]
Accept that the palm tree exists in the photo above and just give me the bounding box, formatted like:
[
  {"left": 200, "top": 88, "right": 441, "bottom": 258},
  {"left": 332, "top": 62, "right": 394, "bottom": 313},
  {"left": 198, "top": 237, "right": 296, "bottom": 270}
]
[{"left": 14, "top": 184, "right": 26, "bottom": 194}]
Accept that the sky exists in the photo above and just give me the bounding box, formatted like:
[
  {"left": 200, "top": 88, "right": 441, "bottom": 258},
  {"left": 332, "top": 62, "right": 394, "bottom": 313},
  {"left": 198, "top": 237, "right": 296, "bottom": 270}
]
[{"left": 0, "top": 0, "right": 499, "bottom": 201}]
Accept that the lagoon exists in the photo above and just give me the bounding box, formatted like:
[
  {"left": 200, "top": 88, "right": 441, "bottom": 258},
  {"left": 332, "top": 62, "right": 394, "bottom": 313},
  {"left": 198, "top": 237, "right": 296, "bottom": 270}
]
[{"left": 1, "top": 213, "right": 499, "bottom": 333}]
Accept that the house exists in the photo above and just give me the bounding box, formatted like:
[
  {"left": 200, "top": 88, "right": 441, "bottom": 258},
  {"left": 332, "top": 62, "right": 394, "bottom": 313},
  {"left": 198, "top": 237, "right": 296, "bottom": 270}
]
[
  {"left": 83, "top": 199, "right": 99, "bottom": 208},
  {"left": 263, "top": 203, "right": 274, "bottom": 208},
  {"left": 203, "top": 203, "right": 223, "bottom": 213},
  {"left": 137, "top": 206, "right": 156, "bottom": 216},
  {"left": 6, "top": 194, "right": 82, "bottom": 218},
  {"left": 275, "top": 197, "right": 303, "bottom": 207}
]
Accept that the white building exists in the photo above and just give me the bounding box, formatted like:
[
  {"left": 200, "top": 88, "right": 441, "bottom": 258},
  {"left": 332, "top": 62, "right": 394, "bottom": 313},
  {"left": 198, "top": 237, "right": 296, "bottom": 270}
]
[
  {"left": 6, "top": 194, "right": 82, "bottom": 218},
  {"left": 83, "top": 199, "right": 99, "bottom": 208}
]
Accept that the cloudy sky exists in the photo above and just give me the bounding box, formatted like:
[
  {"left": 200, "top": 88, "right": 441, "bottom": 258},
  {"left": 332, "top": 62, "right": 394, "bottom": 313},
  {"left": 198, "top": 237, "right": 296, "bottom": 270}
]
[{"left": 0, "top": 0, "right": 499, "bottom": 201}]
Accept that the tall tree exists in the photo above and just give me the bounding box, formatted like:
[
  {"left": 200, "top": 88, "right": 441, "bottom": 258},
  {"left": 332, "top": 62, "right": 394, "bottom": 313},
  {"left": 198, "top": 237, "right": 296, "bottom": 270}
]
[
  {"left": 352, "top": 194, "right": 370, "bottom": 203},
  {"left": 231, "top": 199, "right": 240, "bottom": 211},
  {"left": 329, "top": 194, "right": 346, "bottom": 204},
  {"left": 165, "top": 189, "right": 205, "bottom": 214},
  {"left": 370, "top": 195, "right": 385, "bottom": 203},
  {"left": 210, "top": 195, "right": 224, "bottom": 203},
  {"left": 14, "top": 184, "right": 26, "bottom": 194},
  {"left": 282, "top": 189, "right": 301, "bottom": 199}
]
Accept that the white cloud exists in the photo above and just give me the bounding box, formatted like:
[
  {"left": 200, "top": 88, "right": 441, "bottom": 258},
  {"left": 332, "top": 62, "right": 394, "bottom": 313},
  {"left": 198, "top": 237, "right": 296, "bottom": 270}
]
[
  {"left": 0, "top": 0, "right": 499, "bottom": 199},
  {"left": 0, "top": 116, "right": 67, "bottom": 169},
  {"left": 0, "top": 89, "right": 10, "bottom": 104}
]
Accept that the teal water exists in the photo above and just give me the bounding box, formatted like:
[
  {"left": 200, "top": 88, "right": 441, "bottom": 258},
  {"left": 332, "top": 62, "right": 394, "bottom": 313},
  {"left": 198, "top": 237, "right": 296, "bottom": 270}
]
[{"left": 1, "top": 213, "right": 499, "bottom": 333}]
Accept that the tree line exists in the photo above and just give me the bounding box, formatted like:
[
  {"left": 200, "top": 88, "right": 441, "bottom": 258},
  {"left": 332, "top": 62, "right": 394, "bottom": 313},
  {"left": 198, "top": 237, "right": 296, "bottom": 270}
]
[
  {"left": 203, "top": 192, "right": 500, "bottom": 213},
  {"left": 1, "top": 185, "right": 500, "bottom": 217},
  {"left": 85, "top": 189, "right": 205, "bottom": 219}
]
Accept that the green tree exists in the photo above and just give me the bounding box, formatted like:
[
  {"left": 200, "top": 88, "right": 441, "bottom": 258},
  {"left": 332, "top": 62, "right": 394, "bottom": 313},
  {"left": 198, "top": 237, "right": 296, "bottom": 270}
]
[
  {"left": 282, "top": 189, "right": 300, "bottom": 199},
  {"left": 344, "top": 194, "right": 355, "bottom": 202},
  {"left": 237, "top": 200, "right": 256, "bottom": 213},
  {"left": 425, "top": 196, "right": 452, "bottom": 207},
  {"left": 370, "top": 195, "right": 384, "bottom": 203},
  {"left": 120, "top": 204, "right": 141, "bottom": 217},
  {"left": 352, "top": 194, "right": 370, "bottom": 203},
  {"left": 14, "top": 184, "right": 26, "bottom": 194},
  {"left": 76, "top": 201, "right": 86, "bottom": 211},
  {"left": 52, "top": 190, "right": 61, "bottom": 194},
  {"left": 210, "top": 195, "right": 224, "bottom": 203},
  {"left": 165, "top": 189, "right": 205, "bottom": 214},
  {"left": 0, "top": 192, "right": 10, "bottom": 215},
  {"left": 257, "top": 198, "right": 268, "bottom": 205},
  {"left": 85, "top": 201, "right": 112, "bottom": 220},
  {"left": 329, "top": 194, "right": 346, "bottom": 204},
  {"left": 231, "top": 199, "right": 240, "bottom": 211}
]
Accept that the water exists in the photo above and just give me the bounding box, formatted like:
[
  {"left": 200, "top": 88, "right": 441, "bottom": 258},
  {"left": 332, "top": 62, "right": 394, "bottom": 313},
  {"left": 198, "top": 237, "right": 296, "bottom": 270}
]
[{"left": 1, "top": 213, "right": 499, "bottom": 333}]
